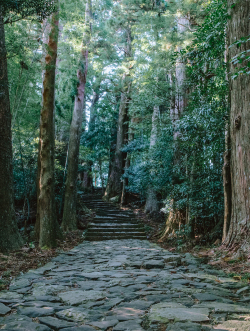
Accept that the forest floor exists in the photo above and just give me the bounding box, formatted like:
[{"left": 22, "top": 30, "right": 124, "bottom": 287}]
[
  {"left": 0, "top": 196, "right": 96, "bottom": 290},
  {"left": 0, "top": 231, "right": 85, "bottom": 291}
]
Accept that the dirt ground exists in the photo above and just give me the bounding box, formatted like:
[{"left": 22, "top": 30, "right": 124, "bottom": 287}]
[{"left": 0, "top": 231, "right": 85, "bottom": 290}]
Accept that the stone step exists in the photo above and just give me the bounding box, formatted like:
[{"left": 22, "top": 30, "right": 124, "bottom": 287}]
[
  {"left": 93, "top": 212, "right": 127, "bottom": 216},
  {"left": 94, "top": 216, "right": 138, "bottom": 223},
  {"left": 94, "top": 213, "right": 134, "bottom": 217},
  {"left": 95, "top": 214, "right": 133, "bottom": 218},
  {"left": 85, "top": 197, "right": 146, "bottom": 241},
  {"left": 93, "top": 215, "right": 136, "bottom": 220},
  {"left": 86, "top": 235, "right": 147, "bottom": 241},
  {"left": 84, "top": 204, "right": 119, "bottom": 208},
  {"left": 84, "top": 203, "right": 106, "bottom": 206},
  {"left": 93, "top": 211, "right": 133, "bottom": 216},
  {"left": 89, "top": 223, "right": 143, "bottom": 227},
  {"left": 89, "top": 223, "right": 143, "bottom": 228},
  {"left": 88, "top": 228, "right": 144, "bottom": 235},
  {"left": 87, "top": 231, "right": 146, "bottom": 236},
  {"left": 88, "top": 228, "right": 144, "bottom": 233},
  {"left": 91, "top": 219, "right": 138, "bottom": 225}
]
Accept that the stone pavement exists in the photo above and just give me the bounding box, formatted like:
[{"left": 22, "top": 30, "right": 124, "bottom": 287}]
[{"left": 1, "top": 239, "right": 250, "bottom": 330}]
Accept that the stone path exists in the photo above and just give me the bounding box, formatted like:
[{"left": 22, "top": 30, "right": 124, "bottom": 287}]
[
  {"left": 84, "top": 197, "right": 146, "bottom": 241},
  {"left": 1, "top": 240, "right": 250, "bottom": 330}
]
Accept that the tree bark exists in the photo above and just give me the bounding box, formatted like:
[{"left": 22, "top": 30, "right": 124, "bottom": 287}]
[
  {"left": 145, "top": 105, "right": 160, "bottom": 213},
  {"left": 88, "top": 91, "right": 99, "bottom": 132},
  {"left": 104, "top": 80, "right": 130, "bottom": 200},
  {"left": 121, "top": 156, "right": 130, "bottom": 205},
  {"left": 121, "top": 109, "right": 136, "bottom": 205},
  {"left": 62, "top": 1, "right": 91, "bottom": 231},
  {"left": 104, "top": 28, "right": 132, "bottom": 201},
  {"left": 105, "top": 103, "right": 119, "bottom": 198},
  {"left": 223, "top": 0, "right": 250, "bottom": 254},
  {"left": 81, "top": 91, "right": 99, "bottom": 191},
  {"left": 0, "top": 11, "right": 23, "bottom": 252},
  {"left": 160, "top": 17, "right": 188, "bottom": 241},
  {"left": 222, "top": 125, "right": 231, "bottom": 241},
  {"left": 35, "top": 131, "right": 41, "bottom": 240},
  {"left": 37, "top": 5, "right": 60, "bottom": 248}
]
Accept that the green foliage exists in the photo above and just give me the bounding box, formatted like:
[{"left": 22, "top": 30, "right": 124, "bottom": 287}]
[
  {"left": 175, "top": 224, "right": 193, "bottom": 246},
  {"left": 3, "top": 0, "right": 56, "bottom": 22},
  {"left": 6, "top": 0, "right": 230, "bottom": 244},
  {"left": 115, "top": 0, "right": 227, "bottom": 241},
  {"left": 175, "top": 0, "right": 227, "bottom": 238}
]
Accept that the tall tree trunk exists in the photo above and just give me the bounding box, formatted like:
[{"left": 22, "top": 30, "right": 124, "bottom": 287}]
[
  {"left": 105, "top": 103, "right": 119, "bottom": 198},
  {"left": 104, "top": 28, "right": 132, "bottom": 201},
  {"left": 223, "top": 0, "right": 250, "bottom": 254},
  {"left": 121, "top": 120, "right": 134, "bottom": 206},
  {"left": 222, "top": 125, "right": 231, "bottom": 241},
  {"left": 104, "top": 80, "right": 130, "bottom": 200},
  {"left": 0, "top": 11, "right": 23, "bottom": 252},
  {"left": 37, "top": 5, "right": 60, "bottom": 248},
  {"left": 145, "top": 105, "right": 160, "bottom": 213},
  {"left": 35, "top": 131, "right": 41, "bottom": 240},
  {"left": 88, "top": 90, "right": 100, "bottom": 132},
  {"left": 62, "top": 1, "right": 91, "bottom": 231},
  {"left": 121, "top": 156, "right": 130, "bottom": 205},
  {"left": 81, "top": 91, "right": 99, "bottom": 191},
  {"left": 160, "top": 17, "right": 188, "bottom": 241},
  {"left": 99, "top": 160, "right": 105, "bottom": 194},
  {"left": 121, "top": 109, "right": 136, "bottom": 205}
]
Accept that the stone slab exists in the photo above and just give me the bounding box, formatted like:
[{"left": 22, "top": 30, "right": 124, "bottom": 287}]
[
  {"left": 149, "top": 302, "right": 209, "bottom": 323},
  {"left": 56, "top": 308, "right": 88, "bottom": 322},
  {"left": 90, "top": 319, "right": 119, "bottom": 330},
  {"left": 214, "top": 320, "right": 250, "bottom": 330},
  {"left": 58, "top": 290, "right": 106, "bottom": 306},
  {"left": 17, "top": 306, "right": 54, "bottom": 317},
  {"left": 0, "top": 320, "right": 51, "bottom": 330},
  {"left": 199, "top": 302, "right": 250, "bottom": 313},
  {"left": 39, "top": 316, "right": 76, "bottom": 330},
  {"left": 113, "top": 319, "right": 143, "bottom": 331},
  {"left": 0, "top": 303, "right": 11, "bottom": 316}
]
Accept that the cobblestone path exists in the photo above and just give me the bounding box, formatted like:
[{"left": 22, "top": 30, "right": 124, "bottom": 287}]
[{"left": 1, "top": 240, "right": 250, "bottom": 330}]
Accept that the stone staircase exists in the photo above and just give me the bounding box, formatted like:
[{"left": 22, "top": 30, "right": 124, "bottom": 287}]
[{"left": 84, "top": 195, "right": 146, "bottom": 241}]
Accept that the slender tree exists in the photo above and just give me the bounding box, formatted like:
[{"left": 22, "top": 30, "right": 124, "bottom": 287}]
[
  {"left": 106, "top": 100, "right": 120, "bottom": 195},
  {"left": 222, "top": 125, "right": 231, "bottom": 241},
  {"left": 62, "top": 0, "right": 91, "bottom": 231},
  {"left": 104, "top": 28, "right": 132, "bottom": 201},
  {"left": 0, "top": 0, "right": 55, "bottom": 252},
  {"left": 223, "top": 0, "right": 250, "bottom": 254},
  {"left": 104, "top": 75, "right": 131, "bottom": 200},
  {"left": 145, "top": 105, "right": 160, "bottom": 213},
  {"left": 37, "top": 2, "right": 61, "bottom": 248},
  {"left": 81, "top": 90, "right": 99, "bottom": 191},
  {"left": 121, "top": 117, "right": 134, "bottom": 206},
  {"left": 160, "top": 16, "right": 189, "bottom": 239}
]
